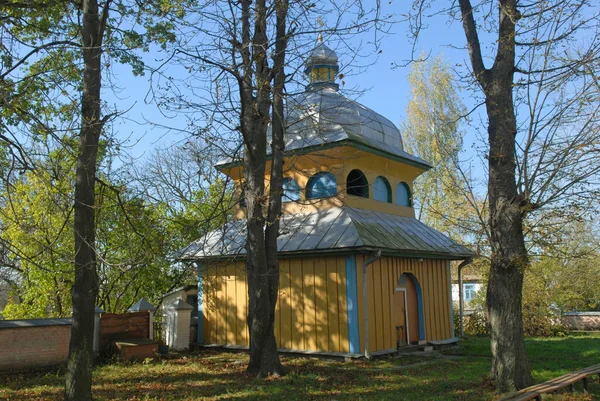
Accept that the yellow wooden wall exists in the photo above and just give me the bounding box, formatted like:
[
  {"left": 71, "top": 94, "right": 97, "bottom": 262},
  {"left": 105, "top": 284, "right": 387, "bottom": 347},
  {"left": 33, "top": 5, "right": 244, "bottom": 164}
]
[
  {"left": 202, "top": 255, "right": 452, "bottom": 354},
  {"left": 202, "top": 256, "right": 350, "bottom": 353},
  {"left": 355, "top": 256, "right": 453, "bottom": 352}
]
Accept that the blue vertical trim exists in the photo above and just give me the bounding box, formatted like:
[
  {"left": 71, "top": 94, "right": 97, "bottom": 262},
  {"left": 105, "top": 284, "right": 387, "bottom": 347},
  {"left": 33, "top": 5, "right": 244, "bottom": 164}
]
[
  {"left": 345, "top": 255, "right": 360, "bottom": 354},
  {"left": 413, "top": 278, "right": 426, "bottom": 341},
  {"left": 197, "top": 263, "right": 204, "bottom": 344}
]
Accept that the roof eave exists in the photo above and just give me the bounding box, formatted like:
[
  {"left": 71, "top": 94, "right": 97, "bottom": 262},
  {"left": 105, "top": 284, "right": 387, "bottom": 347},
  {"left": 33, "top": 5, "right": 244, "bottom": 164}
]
[
  {"left": 176, "top": 245, "right": 474, "bottom": 263},
  {"left": 215, "top": 139, "right": 432, "bottom": 172}
]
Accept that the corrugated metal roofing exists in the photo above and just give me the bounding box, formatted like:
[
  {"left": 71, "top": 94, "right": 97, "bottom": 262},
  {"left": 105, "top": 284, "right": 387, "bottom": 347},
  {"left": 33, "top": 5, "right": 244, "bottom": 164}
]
[{"left": 175, "top": 207, "right": 474, "bottom": 261}]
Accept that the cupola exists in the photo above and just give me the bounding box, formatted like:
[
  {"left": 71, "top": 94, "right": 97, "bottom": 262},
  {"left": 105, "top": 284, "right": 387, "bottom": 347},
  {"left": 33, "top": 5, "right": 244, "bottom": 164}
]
[{"left": 304, "top": 35, "right": 339, "bottom": 91}]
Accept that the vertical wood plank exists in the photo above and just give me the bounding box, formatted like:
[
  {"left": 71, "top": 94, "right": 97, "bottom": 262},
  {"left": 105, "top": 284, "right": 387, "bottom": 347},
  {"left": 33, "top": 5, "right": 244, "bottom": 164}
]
[
  {"left": 441, "top": 260, "right": 451, "bottom": 339},
  {"left": 205, "top": 267, "right": 215, "bottom": 344},
  {"left": 373, "top": 259, "right": 384, "bottom": 350},
  {"left": 279, "top": 259, "right": 292, "bottom": 349},
  {"left": 215, "top": 269, "right": 225, "bottom": 344},
  {"left": 290, "top": 258, "right": 304, "bottom": 350},
  {"left": 338, "top": 257, "right": 349, "bottom": 353},
  {"left": 382, "top": 258, "right": 392, "bottom": 350},
  {"left": 303, "top": 258, "right": 317, "bottom": 350},
  {"left": 326, "top": 258, "right": 340, "bottom": 352},
  {"left": 367, "top": 259, "right": 376, "bottom": 352},
  {"left": 235, "top": 264, "right": 246, "bottom": 345},
  {"left": 224, "top": 264, "right": 237, "bottom": 344},
  {"left": 314, "top": 258, "right": 328, "bottom": 351}
]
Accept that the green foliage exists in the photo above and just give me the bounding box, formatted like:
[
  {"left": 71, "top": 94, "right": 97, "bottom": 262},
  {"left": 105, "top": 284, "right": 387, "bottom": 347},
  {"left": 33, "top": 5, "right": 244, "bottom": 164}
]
[
  {"left": 0, "top": 143, "right": 171, "bottom": 318},
  {"left": 1, "top": 148, "right": 75, "bottom": 318},
  {"left": 402, "top": 55, "right": 467, "bottom": 240},
  {"left": 464, "top": 311, "right": 490, "bottom": 336}
]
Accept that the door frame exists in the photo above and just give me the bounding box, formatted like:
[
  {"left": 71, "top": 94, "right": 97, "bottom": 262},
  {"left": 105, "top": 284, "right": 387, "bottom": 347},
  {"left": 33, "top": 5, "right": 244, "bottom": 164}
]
[{"left": 394, "top": 287, "right": 410, "bottom": 345}]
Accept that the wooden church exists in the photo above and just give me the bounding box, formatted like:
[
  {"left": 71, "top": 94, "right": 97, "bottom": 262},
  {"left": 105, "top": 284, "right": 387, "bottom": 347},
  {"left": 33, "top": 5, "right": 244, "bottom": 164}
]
[{"left": 176, "top": 39, "right": 473, "bottom": 357}]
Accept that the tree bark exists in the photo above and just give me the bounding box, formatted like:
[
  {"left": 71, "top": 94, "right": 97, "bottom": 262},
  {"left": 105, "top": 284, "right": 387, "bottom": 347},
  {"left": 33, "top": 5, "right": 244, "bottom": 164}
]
[
  {"left": 458, "top": 0, "right": 533, "bottom": 392},
  {"left": 239, "top": 0, "right": 285, "bottom": 377},
  {"left": 65, "top": 0, "right": 106, "bottom": 399},
  {"left": 485, "top": 77, "right": 533, "bottom": 391}
]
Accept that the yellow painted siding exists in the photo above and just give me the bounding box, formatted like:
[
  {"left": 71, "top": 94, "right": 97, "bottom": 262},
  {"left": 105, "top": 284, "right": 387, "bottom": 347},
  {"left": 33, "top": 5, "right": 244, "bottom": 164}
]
[
  {"left": 356, "top": 256, "right": 453, "bottom": 353},
  {"left": 279, "top": 259, "right": 292, "bottom": 349},
  {"left": 226, "top": 146, "right": 427, "bottom": 220},
  {"left": 202, "top": 256, "right": 349, "bottom": 353},
  {"left": 202, "top": 255, "right": 452, "bottom": 354}
]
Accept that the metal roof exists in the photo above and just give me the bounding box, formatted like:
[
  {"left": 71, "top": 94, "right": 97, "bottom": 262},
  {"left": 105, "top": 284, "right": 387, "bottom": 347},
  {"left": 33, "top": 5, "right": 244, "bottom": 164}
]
[
  {"left": 167, "top": 299, "right": 194, "bottom": 311},
  {"left": 175, "top": 207, "right": 474, "bottom": 261},
  {"left": 217, "top": 88, "right": 431, "bottom": 170},
  {"left": 128, "top": 297, "right": 157, "bottom": 312},
  {"left": 215, "top": 40, "right": 431, "bottom": 171},
  {"left": 304, "top": 41, "right": 338, "bottom": 70},
  {"left": 0, "top": 318, "right": 72, "bottom": 329},
  {"left": 282, "top": 88, "right": 430, "bottom": 166}
]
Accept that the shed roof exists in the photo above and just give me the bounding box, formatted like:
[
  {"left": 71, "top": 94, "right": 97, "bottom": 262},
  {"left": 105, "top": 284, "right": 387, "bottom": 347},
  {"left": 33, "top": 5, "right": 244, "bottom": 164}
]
[
  {"left": 175, "top": 207, "right": 474, "bottom": 261},
  {"left": 128, "top": 298, "right": 157, "bottom": 312},
  {"left": 0, "top": 318, "right": 72, "bottom": 329}
]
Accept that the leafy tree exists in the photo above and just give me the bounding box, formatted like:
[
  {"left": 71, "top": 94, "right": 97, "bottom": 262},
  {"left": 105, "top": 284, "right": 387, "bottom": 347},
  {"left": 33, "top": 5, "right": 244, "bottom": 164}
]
[
  {"left": 2, "top": 0, "right": 186, "bottom": 396},
  {"left": 0, "top": 144, "right": 175, "bottom": 318},
  {"left": 1, "top": 149, "right": 74, "bottom": 318},
  {"left": 526, "top": 219, "right": 600, "bottom": 314},
  {"left": 402, "top": 55, "right": 467, "bottom": 238}
]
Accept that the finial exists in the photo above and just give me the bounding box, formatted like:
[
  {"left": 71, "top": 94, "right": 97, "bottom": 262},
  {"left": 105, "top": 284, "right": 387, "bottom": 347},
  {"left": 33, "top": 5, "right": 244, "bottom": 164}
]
[{"left": 317, "top": 33, "right": 323, "bottom": 43}]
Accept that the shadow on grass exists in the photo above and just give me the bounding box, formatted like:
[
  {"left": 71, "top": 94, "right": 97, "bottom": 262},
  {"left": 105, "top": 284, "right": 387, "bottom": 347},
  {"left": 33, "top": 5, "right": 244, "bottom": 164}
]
[{"left": 2, "top": 338, "right": 599, "bottom": 401}]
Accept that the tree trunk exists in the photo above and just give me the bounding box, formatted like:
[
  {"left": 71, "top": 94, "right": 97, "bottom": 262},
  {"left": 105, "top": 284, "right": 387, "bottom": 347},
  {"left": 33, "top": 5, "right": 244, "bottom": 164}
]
[
  {"left": 458, "top": 0, "right": 533, "bottom": 392},
  {"left": 240, "top": 0, "right": 285, "bottom": 377},
  {"left": 485, "top": 85, "right": 533, "bottom": 392},
  {"left": 249, "top": 0, "right": 289, "bottom": 377},
  {"left": 65, "top": 0, "right": 105, "bottom": 399}
]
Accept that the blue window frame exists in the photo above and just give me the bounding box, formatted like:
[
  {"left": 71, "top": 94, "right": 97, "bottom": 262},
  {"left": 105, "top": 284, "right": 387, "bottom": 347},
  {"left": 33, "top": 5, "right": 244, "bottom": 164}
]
[
  {"left": 373, "top": 176, "right": 392, "bottom": 203},
  {"left": 395, "top": 182, "right": 412, "bottom": 207},
  {"left": 306, "top": 172, "right": 337, "bottom": 199},
  {"left": 282, "top": 178, "right": 300, "bottom": 202}
]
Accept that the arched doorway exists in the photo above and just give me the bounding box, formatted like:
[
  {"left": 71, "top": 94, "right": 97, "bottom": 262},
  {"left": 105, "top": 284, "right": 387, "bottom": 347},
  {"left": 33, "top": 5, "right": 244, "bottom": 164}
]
[{"left": 393, "top": 273, "right": 424, "bottom": 345}]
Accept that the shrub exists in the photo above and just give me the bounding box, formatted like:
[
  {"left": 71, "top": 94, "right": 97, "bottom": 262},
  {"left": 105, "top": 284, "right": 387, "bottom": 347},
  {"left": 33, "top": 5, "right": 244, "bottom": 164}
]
[
  {"left": 453, "top": 304, "right": 489, "bottom": 336},
  {"left": 464, "top": 310, "right": 489, "bottom": 336}
]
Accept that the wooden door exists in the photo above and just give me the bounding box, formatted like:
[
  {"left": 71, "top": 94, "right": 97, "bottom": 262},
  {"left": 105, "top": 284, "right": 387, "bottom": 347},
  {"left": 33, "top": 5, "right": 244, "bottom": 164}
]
[
  {"left": 406, "top": 276, "right": 420, "bottom": 344},
  {"left": 392, "top": 290, "right": 407, "bottom": 347}
]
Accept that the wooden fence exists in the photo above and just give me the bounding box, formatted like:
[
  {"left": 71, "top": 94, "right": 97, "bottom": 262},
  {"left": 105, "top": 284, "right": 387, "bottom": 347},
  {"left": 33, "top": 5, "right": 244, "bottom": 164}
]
[{"left": 99, "top": 311, "right": 150, "bottom": 354}]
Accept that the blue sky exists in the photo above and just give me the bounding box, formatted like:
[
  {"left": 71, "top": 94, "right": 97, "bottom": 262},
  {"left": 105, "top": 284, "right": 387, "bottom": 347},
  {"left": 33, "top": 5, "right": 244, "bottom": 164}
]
[{"left": 105, "top": 1, "right": 483, "bottom": 169}]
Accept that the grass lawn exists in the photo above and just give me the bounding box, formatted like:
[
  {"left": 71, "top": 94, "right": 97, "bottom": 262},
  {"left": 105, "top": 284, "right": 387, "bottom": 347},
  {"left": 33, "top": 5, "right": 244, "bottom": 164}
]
[{"left": 1, "top": 334, "right": 599, "bottom": 401}]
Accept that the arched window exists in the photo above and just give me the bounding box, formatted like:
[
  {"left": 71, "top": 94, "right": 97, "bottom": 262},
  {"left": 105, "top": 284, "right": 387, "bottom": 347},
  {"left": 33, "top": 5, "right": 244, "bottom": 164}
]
[
  {"left": 346, "top": 169, "right": 369, "bottom": 198},
  {"left": 373, "top": 176, "right": 392, "bottom": 203},
  {"left": 282, "top": 178, "right": 300, "bottom": 202},
  {"left": 395, "top": 182, "right": 412, "bottom": 207},
  {"left": 306, "top": 172, "right": 337, "bottom": 199}
]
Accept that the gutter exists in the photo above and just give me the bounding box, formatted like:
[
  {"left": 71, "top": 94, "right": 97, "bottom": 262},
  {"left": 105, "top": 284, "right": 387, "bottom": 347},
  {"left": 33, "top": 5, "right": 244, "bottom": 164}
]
[
  {"left": 363, "top": 250, "right": 382, "bottom": 359},
  {"left": 457, "top": 258, "right": 473, "bottom": 338}
]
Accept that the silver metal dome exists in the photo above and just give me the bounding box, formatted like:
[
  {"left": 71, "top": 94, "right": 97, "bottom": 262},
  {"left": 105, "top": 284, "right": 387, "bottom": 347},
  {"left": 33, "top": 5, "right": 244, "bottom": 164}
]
[
  {"left": 284, "top": 87, "right": 430, "bottom": 167},
  {"left": 216, "top": 40, "right": 430, "bottom": 170}
]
